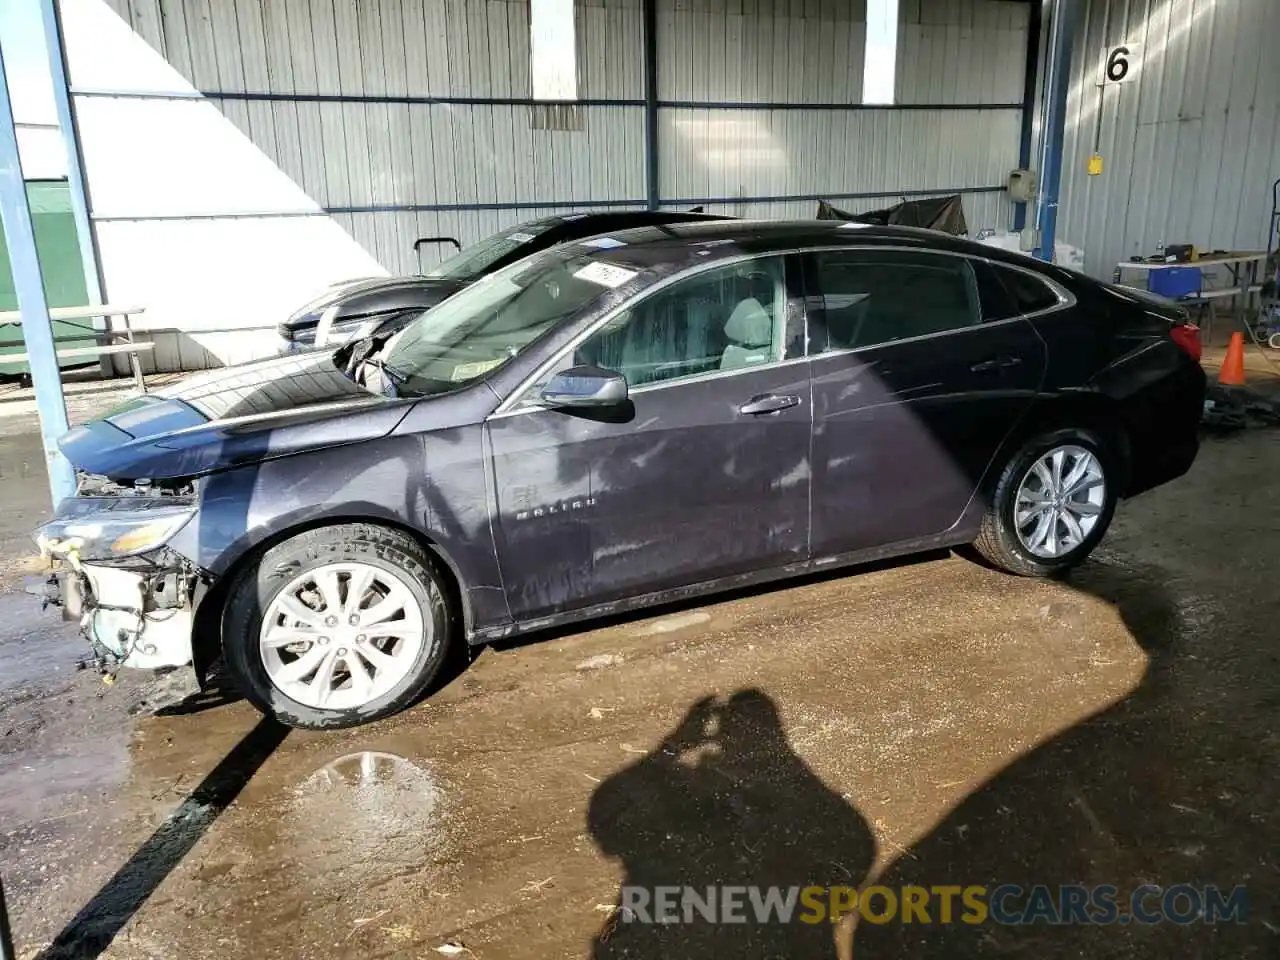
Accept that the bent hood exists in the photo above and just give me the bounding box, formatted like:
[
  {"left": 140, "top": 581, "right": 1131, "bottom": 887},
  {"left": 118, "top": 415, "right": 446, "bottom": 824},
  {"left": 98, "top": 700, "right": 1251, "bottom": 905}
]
[
  {"left": 280, "top": 276, "right": 466, "bottom": 335},
  {"left": 59, "top": 351, "right": 411, "bottom": 481}
]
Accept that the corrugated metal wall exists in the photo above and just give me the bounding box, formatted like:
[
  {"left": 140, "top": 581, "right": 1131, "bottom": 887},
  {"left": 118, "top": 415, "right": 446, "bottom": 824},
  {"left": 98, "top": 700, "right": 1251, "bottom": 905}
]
[
  {"left": 657, "top": 0, "right": 1028, "bottom": 229},
  {"left": 65, "top": 0, "right": 1031, "bottom": 371},
  {"left": 1059, "top": 0, "right": 1280, "bottom": 276},
  {"left": 90, "top": 0, "right": 647, "bottom": 273}
]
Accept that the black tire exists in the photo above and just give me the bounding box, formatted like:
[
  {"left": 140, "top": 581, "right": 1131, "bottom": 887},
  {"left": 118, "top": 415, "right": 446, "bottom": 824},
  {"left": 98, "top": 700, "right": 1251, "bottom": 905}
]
[
  {"left": 967, "top": 428, "right": 1119, "bottom": 577},
  {"left": 222, "top": 523, "right": 454, "bottom": 729}
]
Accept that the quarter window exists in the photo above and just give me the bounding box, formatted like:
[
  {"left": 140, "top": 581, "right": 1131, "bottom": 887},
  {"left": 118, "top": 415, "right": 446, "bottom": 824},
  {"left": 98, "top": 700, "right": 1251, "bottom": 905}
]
[
  {"left": 973, "top": 259, "right": 1019, "bottom": 321},
  {"left": 573, "top": 257, "right": 788, "bottom": 387},
  {"left": 994, "top": 265, "right": 1061, "bottom": 315},
  {"left": 806, "top": 250, "right": 980, "bottom": 352}
]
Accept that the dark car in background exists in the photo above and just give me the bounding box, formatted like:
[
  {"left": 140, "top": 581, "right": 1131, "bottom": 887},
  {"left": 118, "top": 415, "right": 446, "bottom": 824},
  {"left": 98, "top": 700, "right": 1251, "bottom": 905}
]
[
  {"left": 277, "top": 210, "right": 726, "bottom": 351},
  {"left": 37, "top": 221, "right": 1204, "bottom": 730}
]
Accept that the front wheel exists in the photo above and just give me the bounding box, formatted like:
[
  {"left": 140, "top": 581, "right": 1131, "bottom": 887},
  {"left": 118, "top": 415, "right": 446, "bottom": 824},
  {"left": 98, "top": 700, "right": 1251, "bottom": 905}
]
[
  {"left": 967, "top": 429, "right": 1119, "bottom": 577},
  {"left": 223, "top": 523, "right": 454, "bottom": 729}
]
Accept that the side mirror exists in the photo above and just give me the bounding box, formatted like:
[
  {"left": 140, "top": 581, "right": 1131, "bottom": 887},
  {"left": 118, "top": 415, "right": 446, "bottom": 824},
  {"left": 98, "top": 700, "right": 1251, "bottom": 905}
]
[{"left": 540, "top": 365, "right": 629, "bottom": 408}]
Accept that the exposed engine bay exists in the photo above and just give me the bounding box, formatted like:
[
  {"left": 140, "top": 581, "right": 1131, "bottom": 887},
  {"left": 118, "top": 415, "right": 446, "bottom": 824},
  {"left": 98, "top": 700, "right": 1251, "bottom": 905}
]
[
  {"left": 75, "top": 472, "right": 198, "bottom": 498},
  {"left": 38, "top": 474, "right": 207, "bottom": 672},
  {"left": 48, "top": 550, "right": 204, "bottom": 671}
]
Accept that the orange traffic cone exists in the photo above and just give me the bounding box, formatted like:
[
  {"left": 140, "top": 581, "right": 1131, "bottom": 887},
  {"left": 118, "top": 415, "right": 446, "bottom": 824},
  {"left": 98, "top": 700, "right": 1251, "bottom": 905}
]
[{"left": 1218, "top": 332, "right": 1246, "bottom": 386}]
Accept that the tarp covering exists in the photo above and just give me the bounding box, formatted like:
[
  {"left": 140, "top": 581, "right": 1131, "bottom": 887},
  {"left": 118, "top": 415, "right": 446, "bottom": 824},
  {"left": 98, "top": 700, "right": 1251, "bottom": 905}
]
[{"left": 816, "top": 195, "right": 968, "bottom": 236}]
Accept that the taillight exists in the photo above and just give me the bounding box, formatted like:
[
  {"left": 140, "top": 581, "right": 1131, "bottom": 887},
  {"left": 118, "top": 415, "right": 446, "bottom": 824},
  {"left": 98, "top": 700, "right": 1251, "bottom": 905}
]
[{"left": 1169, "top": 322, "right": 1202, "bottom": 361}]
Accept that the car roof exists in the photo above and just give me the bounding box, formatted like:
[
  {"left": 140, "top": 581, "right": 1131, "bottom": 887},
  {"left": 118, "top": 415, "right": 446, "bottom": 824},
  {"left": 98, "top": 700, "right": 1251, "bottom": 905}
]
[
  {"left": 568, "top": 218, "right": 1079, "bottom": 284},
  {"left": 546, "top": 210, "right": 726, "bottom": 230}
]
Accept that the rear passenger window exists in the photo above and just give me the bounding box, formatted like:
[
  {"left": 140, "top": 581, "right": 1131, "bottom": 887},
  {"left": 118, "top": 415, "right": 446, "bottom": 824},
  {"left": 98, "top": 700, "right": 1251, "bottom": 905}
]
[
  {"left": 806, "top": 250, "right": 980, "bottom": 352},
  {"left": 994, "top": 265, "right": 1061, "bottom": 314}
]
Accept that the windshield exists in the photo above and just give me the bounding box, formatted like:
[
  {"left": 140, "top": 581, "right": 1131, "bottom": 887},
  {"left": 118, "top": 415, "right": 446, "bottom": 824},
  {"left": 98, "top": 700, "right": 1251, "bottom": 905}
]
[
  {"left": 424, "top": 219, "right": 559, "bottom": 281},
  {"left": 380, "top": 248, "right": 637, "bottom": 397}
]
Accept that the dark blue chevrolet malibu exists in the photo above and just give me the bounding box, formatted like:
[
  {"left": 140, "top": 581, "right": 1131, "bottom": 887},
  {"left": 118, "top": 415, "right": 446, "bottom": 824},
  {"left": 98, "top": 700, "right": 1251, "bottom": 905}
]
[{"left": 35, "top": 221, "right": 1204, "bottom": 728}]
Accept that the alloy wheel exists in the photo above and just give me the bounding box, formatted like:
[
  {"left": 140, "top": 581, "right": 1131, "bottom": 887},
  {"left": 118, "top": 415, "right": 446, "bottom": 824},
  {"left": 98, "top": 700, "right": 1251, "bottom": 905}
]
[
  {"left": 259, "top": 561, "right": 426, "bottom": 709},
  {"left": 1013, "top": 444, "right": 1107, "bottom": 559}
]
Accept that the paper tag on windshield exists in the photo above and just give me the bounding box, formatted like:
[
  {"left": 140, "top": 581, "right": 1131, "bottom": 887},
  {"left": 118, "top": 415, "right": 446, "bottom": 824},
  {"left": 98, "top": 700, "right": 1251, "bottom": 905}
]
[
  {"left": 581, "top": 236, "right": 626, "bottom": 249},
  {"left": 507, "top": 232, "right": 535, "bottom": 243},
  {"left": 574, "top": 261, "right": 637, "bottom": 289},
  {"left": 451, "top": 358, "right": 505, "bottom": 380}
]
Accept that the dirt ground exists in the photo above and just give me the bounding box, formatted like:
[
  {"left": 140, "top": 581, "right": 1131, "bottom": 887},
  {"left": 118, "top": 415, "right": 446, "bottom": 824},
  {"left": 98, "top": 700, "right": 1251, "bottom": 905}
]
[{"left": 1, "top": 374, "right": 1278, "bottom": 959}]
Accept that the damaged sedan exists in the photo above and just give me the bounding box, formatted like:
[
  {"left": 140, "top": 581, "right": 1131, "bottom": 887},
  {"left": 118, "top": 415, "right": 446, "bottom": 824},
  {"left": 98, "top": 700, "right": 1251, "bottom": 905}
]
[{"left": 35, "top": 221, "right": 1205, "bottom": 729}]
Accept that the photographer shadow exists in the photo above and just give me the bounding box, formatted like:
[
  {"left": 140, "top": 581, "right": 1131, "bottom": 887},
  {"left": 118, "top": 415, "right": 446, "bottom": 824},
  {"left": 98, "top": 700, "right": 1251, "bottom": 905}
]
[
  {"left": 588, "top": 689, "right": 874, "bottom": 958},
  {"left": 586, "top": 553, "right": 1278, "bottom": 958},
  {"left": 850, "top": 558, "right": 1275, "bottom": 957}
]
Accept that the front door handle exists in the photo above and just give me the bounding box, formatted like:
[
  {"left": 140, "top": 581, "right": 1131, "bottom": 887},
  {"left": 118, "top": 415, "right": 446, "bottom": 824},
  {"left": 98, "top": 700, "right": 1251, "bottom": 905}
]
[
  {"left": 739, "top": 394, "right": 801, "bottom": 415},
  {"left": 970, "top": 356, "right": 1023, "bottom": 374}
]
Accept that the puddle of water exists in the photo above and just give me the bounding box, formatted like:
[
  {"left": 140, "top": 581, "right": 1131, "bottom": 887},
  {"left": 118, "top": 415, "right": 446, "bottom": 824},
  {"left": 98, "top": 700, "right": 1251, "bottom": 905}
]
[
  {"left": 0, "top": 739, "right": 131, "bottom": 821},
  {"left": 0, "top": 588, "right": 87, "bottom": 693},
  {"left": 288, "top": 752, "right": 446, "bottom": 871},
  {"left": 0, "top": 589, "right": 131, "bottom": 821}
]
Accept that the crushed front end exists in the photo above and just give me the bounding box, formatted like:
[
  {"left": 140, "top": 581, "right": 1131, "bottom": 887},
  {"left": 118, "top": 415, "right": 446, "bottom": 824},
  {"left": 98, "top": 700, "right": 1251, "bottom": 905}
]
[{"left": 35, "top": 474, "right": 207, "bottom": 672}]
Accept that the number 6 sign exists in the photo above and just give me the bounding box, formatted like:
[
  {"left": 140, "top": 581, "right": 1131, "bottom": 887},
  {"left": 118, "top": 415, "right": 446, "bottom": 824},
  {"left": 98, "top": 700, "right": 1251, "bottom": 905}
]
[{"left": 1100, "top": 43, "right": 1142, "bottom": 84}]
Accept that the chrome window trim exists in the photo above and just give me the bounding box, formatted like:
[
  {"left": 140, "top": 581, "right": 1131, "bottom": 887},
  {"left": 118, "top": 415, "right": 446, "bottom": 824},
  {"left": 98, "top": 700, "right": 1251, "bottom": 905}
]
[
  {"left": 488, "top": 243, "right": 1075, "bottom": 419},
  {"left": 808, "top": 312, "right": 1034, "bottom": 360}
]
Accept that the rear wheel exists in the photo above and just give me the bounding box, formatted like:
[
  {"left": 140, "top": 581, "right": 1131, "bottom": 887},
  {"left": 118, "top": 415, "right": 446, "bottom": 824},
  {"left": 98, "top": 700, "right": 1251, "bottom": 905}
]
[
  {"left": 968, "top": 429, "right": 1118, "bottom": 577},
  {"left": 223, "top": 523, "right": 454, "bottom": 729}
]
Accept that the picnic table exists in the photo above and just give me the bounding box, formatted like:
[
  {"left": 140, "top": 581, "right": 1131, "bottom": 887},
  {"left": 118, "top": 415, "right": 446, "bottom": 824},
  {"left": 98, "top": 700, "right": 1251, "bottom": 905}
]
[
  {"left": 0, "top": 304, "right": 152, "bottom": 391},
  {"left": 1115, "top": 252, "right": 1266, "bottom": 341}
]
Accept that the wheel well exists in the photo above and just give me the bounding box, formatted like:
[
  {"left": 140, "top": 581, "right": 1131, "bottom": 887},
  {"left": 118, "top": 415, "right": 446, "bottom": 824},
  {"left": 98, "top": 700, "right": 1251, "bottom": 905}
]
[
  {"left": 190, "top": 516, "right": 468, "bottom": 686},
  {"left": 996, "top": 396, "right": 1133, "bottom": 492}
]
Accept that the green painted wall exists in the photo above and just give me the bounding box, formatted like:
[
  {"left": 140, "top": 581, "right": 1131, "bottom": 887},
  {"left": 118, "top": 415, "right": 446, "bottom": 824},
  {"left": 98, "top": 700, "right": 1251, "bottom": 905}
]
[{"left": 0, "top": 180, "right": 95, "bottom": 375}]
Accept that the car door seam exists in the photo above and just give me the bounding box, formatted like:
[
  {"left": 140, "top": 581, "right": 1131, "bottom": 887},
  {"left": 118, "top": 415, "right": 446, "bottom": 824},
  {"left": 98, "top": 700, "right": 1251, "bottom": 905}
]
[{"left": 479, "top": 422, "right": 517, "bottom": 631}]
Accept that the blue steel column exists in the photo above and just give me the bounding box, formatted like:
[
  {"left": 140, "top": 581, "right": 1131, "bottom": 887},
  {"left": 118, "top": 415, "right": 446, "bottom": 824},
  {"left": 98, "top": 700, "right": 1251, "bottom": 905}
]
[
  {"left": 642, "top": 0, "right": 659, "bottom": 211},
  {"left": 39, "top": 0, "right": 103, "bottom": 308},
  {"left": 1035, "top": 0, "right": 1082, "bottom": 262},
  {"left": 1013, "top": 0, "right": 1044, "bottom": 232},
  {"left": 0, "top": 43, "right": 75, "bottom": 506}
]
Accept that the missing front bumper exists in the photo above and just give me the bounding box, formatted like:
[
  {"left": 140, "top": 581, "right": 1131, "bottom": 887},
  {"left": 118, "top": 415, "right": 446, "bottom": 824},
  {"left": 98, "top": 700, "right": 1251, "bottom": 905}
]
[{"left": 51, "top": 559, "right": 204, "bottom": 670}]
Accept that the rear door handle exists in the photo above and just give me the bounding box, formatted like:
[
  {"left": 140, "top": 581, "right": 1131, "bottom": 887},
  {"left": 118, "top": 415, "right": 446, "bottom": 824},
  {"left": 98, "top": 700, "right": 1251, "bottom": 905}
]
[
  {"left": 739, "top": 394, "right": 801, "bottom": 415},
  {"left": 970, "top": 356, "right": 1023, "bottom": 374}
]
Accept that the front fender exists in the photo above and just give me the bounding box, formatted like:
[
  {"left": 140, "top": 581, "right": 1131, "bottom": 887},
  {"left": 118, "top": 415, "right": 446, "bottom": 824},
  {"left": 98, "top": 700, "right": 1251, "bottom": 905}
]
[{"left": 168, "top": 430, "right": 512, "bottom": 639}]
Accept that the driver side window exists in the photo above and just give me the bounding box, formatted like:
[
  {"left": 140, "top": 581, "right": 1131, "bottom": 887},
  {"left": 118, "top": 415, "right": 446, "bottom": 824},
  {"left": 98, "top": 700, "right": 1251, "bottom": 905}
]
[{"left": 573, "top": 257, "right": 789, "bottom": 388}]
